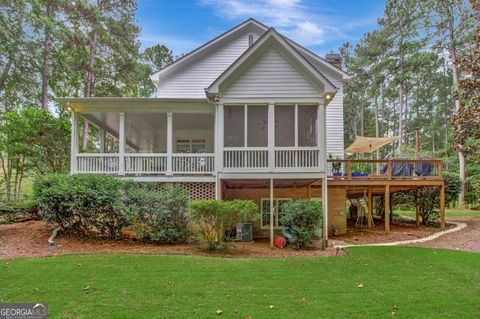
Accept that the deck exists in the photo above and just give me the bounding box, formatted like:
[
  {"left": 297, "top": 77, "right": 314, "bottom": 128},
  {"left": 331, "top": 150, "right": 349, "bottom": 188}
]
[{"left": 326, "top": 159, "right": 446, "bottom": 231}]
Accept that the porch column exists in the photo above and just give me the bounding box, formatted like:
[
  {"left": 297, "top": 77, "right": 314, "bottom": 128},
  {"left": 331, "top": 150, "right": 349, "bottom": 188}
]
[
  {"left": 367, "top": 189, "right": 373, "bottom": 228},
  {"left": 216, "top": 103, "right": 224, "bottom": 175},
  {"left": 166, "top": 112, "right": 173, "bottom": 175},
  {"left": 118, "top": 112, "right": 125, "bottom": 175},
  {"left": 70, "top": 111, "right": 78, "bottom": 174},
  {"left": 322, "top": 176, "right": 328, "bottom": 248},
  {"left": 270, "top": 178, "right": 274, "bottom": 249},
  {"left": 440, "top": 183, "right": 445, "bottom": 229},
  {"left": 268, "top": 102, "right": 275, "bottom": 171},
  {"left": 318, "top": 103, "right": 326, "bottom": 171},
  {"left": 384, "top": 185, "right": 390, "bottom": 232}
]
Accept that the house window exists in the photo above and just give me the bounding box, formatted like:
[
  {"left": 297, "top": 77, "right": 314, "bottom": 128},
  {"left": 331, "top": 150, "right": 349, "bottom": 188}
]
[
  {"left": 261, "top": 198, "right": 292, "bottom": 228},
  {"left": 176, "top": 138, "right": 206, "bottom": 153}
]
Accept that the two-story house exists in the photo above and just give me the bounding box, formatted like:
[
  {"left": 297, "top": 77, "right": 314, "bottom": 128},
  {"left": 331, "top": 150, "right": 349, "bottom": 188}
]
[{"left": 58, "top": 18, "right": 446, "bottom": 246}]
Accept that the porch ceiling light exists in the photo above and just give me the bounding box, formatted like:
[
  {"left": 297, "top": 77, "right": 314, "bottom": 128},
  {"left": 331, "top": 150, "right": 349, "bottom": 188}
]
[{"left": 325, "top": 94, "right": 332, "bottom": 100}]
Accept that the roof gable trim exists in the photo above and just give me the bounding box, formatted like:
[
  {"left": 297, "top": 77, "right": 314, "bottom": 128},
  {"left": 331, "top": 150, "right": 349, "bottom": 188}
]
[{"left": 206, "top": 28, "right": 337, "bottom": 96}]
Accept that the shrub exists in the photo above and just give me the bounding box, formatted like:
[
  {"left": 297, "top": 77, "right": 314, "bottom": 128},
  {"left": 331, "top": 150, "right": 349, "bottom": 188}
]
[
  {"left": 189, "top": 199, "right": 258, "bottom": 250},
  {"left": 124, "top": 184, "right": 191, "bottom": 243},
  {"left": 279, "top": 200, "right": 323, "bottom": 249},
  {"left": 443, "top": 171, "right": 462, "bottom": 205},
  {"left": 34, "top": 174, "right": 128, "bottom": 239}
]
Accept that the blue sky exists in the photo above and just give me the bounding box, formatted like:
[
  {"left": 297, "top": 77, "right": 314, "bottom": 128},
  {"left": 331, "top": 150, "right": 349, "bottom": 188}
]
[{"left": 136, "top": 0, "right": 386, "bottom": 57}]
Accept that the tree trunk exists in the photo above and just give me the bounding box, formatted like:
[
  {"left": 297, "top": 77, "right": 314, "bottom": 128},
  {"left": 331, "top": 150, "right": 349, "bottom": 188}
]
[
  {"left": 449, "top": 18, "right": 465, "bottom": 208},
  {"left": 374, "top": 95, "right": 380, "bottom": 159},
  {"left": 81, "top": 29, "right": 98, "bottom": 150},
  {"left": 40, "top": 1, "right": 52, "bottom": 109},
  {"left": 360, "top": 103, "right": 364, "bottom": 136},
  {"left": 398, "top": 56, "right": 405, "bottom": 152}
]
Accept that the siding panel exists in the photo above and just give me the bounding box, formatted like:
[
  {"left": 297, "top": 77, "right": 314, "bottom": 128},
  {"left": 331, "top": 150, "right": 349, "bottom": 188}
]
[
  {"left": 222, "top": 46, "right": 320, "bottom": 98},
  {"left": 156, "top": 31, "right": 263, "bottom": 98}
]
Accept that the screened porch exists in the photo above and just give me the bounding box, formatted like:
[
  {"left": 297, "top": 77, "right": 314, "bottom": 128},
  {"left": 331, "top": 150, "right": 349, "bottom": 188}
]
[
  {"left": 72, "top": 111, "right": 215, "bottom": 175},
  {"left": 221, "top": 103, "right": 325, "bottom": 172}
]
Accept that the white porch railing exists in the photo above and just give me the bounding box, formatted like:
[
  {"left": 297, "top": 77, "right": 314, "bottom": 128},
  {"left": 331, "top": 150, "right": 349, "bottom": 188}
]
[
  {"left": 223, "top": 147, "right": 269, "bottom": 169},
  {"left": 77, "top": 153, "right": 120, "bottom": 173},
  {"left": 125, "top": 153, "right": 167, "bottom": 174},
  {"left": 172, "top": 153, "right": 215, "bottom": 174},
  {"left": 275, "top": 147, "right": 321, "bottom": 168}
]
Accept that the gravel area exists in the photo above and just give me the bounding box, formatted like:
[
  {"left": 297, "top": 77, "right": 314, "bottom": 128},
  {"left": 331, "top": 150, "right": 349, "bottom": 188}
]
[{"left": 412, "top": 216, "right": 480, "bottom": 253}]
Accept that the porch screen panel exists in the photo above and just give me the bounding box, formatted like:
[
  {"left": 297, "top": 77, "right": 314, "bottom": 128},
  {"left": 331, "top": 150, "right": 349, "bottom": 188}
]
[
  {"left": 224, "top": 105, "right": 244, "bottom": 147},
  {"left": 247, "top": 105, "right": 268, "bottom": 147},
  {"left": 298, "top": 105, "right": 318, "bottom": 146},
  {"left": 79, "top": 112, "right": 120, "bottom": 153},
  {"left": 125, "top": 113, "right": 167, "bottom": 153},
  {"left": 274, "top": 105, "right": 295, "bottom": 147},
  {"left": 173, "top": 113, "right": 214, "bottom": 153}
]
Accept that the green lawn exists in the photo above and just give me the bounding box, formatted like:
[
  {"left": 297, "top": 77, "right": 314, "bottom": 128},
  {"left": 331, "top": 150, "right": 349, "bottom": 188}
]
[
  {"left": 1, "top": 247, "right": 479, "bottom": 318},
  {"left": 394, "top": 209, "right": 480, "bottom": 218}
]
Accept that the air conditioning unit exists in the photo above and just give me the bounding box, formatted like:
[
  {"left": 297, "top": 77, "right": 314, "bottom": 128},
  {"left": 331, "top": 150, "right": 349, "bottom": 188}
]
[{"left": 236, "top": 222, "right": 253, "bottom": 242}]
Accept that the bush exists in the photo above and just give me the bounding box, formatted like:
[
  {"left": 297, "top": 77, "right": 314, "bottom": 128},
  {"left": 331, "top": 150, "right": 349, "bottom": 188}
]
[
  {"left": 124, "top": 184, "right": 191, "bottom": 243},
  {"left": 34, "top": 174, "right": 128, "bottom": 239},
  {"left": 443, "top": 171, "right": 462, "bottom": 205},
  {"left": 279, "top": 200, "right": 323, "bottom": 249},
  {"left": 189, "top": 199, "right": 259, "bottom": 250}
]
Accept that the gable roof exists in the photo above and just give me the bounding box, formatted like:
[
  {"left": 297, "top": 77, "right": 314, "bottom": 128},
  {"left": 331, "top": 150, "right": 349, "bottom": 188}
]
[
  {"left": 151, "top": 18, "right": 350, "bottom": 84},
  {"left": 206, "top": 28, "right": 338, "bottom": 96},
  {"left": 150, "top": 18, "right": 267, "bottom": 81}
]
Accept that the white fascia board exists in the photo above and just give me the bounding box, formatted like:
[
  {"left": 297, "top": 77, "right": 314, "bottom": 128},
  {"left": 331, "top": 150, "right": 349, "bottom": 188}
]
[
  {"left": 207, "top": 28, "right": 337, "bottom": 96},
  {"left": 287, "top": 40, "right": 351, "bottom": 81},
  {"left": 150, "top": 19, "right": 268, "bottom": 82}
]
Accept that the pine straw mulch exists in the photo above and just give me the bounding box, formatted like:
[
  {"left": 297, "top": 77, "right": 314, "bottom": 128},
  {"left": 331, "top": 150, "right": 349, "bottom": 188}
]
[{"left": 0, "top": 220, "right": 344, "bottom": 260}]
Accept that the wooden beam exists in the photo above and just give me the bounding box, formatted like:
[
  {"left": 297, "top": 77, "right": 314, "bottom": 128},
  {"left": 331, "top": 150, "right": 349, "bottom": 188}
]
[
  {"left": 367, "top": 189, "right": 373, "bottom": 228},
  {"left": 415, "top": 188, "right": 420, "bottom": 227},
  {"left": 440, "top": 183, "right": 445, "bottom": 229},
  {"left": 385, "top": 185, "right": 390, "bottom": 232}
]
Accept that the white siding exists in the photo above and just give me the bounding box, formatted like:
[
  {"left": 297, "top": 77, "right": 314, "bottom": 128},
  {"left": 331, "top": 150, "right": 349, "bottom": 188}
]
[
  {"left": 303, "top": 56, "right": 345, "bottom": 157},
  {"left": 222, "top": 46, "right": 320, "bottom": 98},
  {"left": 156, "top": 31, "right": 263, "bottom": 98},
  {"left": 326, "top": 88, "right": 344, "bottom": 157}
]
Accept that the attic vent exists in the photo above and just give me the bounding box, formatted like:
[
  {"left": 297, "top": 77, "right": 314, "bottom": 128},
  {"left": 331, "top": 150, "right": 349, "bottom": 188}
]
[
  {"left": 248, "top": 34, "right": 254, "bottom": 47},
  {"left": 326, "top": 52, "right": 342, "bottom": 68}
]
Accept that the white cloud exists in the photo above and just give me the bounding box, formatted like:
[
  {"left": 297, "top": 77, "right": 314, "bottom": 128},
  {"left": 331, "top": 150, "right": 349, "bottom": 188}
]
[{"left": 200, "top": 0, "right": 330, "bottom": 45}]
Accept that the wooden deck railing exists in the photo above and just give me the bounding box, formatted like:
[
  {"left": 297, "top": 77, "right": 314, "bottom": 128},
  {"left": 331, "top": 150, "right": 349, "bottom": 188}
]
[{"left": 327, "top": 159, "right": 443, "bottom": 180}]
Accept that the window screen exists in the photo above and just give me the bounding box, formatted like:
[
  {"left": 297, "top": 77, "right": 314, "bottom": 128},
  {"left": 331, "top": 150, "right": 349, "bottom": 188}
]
[
  {"left": 275, "top": 106, "right": 295, "bottom": 147},
  {"left": 224, "top": 105, "right": 245, "bottom": 147}
]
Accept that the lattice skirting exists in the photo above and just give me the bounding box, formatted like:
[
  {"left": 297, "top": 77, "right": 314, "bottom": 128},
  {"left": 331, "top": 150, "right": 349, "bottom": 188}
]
[{"left": 153, "top": 182, "right": 216, "bottom": 200}]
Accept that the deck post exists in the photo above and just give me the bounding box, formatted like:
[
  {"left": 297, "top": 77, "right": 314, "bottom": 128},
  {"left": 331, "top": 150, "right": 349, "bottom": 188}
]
[
  {"left": 322, "top": 176, "right": 328, "bottom": 248},
  {"left": 415, "top": 188, "right": 420, "bottom": 227},
  {"left": 384, "top": 185, "right": 390, "bottom": 232},
  {"left": 440, "top": 183, "right": 445, "bottom": 229},
  {"left": 268, "top": 102, "right": 275, "bottom": 171},
  {"left": 118, "top": 112, "right": 125, "bottom": 175},
  {"left": 166, "top": 112, "right": 173, "bottom": 175},
  {"left": 367, "top": 189, "right": 373, "bottom": 228},
  {"left": 270, "top": 178, "right": 274, "bottom": 249},
  {"left": 70, "top": 111, "right": 78, "bottom": 174}
]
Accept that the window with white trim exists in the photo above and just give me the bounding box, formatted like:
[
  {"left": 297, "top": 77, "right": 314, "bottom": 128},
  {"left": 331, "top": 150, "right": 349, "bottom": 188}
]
[{"left": 261, "top": 198, "right": 292, "bottom": 228}]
